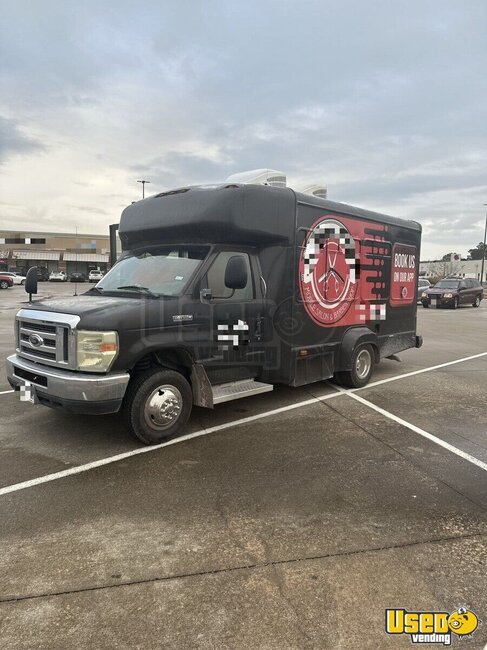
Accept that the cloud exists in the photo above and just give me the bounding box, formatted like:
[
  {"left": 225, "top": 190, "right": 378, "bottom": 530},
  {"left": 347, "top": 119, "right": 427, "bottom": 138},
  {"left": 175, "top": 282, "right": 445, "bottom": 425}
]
[
  {"left": 0, "top": 0, "right": 486, "bottom": 258},
  {"left": 0, "top": 116, "right": 46, "bottom": 164}
]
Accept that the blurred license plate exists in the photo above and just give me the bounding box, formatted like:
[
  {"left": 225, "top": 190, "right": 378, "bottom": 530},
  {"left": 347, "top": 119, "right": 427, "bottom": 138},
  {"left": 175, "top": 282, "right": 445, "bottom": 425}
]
[
  {"left": 19, "top": 380, "right": 38, "bottom": 404},
  {"left": 430, "top": 297, "right": 438, "bottom": 307}
]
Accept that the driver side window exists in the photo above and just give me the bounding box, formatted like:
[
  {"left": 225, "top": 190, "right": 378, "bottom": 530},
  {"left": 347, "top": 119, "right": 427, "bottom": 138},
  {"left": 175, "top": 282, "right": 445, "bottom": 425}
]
[{"left": 205, "top": 251, "right": 254, "bottom": 300}]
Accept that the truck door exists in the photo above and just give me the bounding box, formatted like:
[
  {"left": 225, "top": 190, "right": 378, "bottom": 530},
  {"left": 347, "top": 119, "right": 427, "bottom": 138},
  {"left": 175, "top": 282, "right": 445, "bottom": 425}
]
[{"left": 199, "top": 249, "right": 265, "bottom": 377}]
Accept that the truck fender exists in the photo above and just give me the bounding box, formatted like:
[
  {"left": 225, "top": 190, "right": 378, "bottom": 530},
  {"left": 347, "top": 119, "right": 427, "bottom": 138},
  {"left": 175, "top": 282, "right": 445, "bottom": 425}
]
[
  {"left": 337, "top": 327, "right": 379, "bottom": 372},
  {"left": 133, "top": 350, "right": 213, "bottom": 408}
]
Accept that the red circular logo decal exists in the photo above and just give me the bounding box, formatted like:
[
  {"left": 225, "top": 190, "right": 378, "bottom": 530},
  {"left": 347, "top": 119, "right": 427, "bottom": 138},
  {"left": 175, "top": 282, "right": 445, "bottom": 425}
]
[{"left": 299, "top": 218, "right": 359, "bottom": 326}]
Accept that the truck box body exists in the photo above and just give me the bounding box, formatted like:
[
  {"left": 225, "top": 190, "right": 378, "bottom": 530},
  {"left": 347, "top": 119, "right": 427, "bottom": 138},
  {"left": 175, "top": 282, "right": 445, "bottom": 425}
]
[{"left": 118, "top": 184, "right": 421, "bottom": 386}]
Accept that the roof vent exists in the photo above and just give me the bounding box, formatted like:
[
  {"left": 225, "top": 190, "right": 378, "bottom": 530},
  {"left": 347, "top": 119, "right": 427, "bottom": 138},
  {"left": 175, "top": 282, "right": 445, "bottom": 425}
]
[
  {"left": 225, "top": 169, "right": 287, "bottom": 188},
  {"left": 298, "top": 184, "right": 327, "bottom": 199}
]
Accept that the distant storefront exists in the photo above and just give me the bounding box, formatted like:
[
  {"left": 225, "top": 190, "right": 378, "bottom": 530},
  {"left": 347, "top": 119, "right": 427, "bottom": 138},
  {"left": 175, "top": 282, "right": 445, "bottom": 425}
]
[
  {"left": 419, "top": 258, "right": 486, "bottom": 281},
  {"left": 0, "top": 230, "right": 110, "bottom": 275}
]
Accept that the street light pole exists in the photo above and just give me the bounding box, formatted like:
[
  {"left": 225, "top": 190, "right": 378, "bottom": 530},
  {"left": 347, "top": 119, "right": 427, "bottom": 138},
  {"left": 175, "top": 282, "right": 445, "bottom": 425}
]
[
  {"left": 481, "top": 204, "right": 487, "bottom": 285},
  {"left": 137, "top": 179, "right": 150, "bottom": 199}
]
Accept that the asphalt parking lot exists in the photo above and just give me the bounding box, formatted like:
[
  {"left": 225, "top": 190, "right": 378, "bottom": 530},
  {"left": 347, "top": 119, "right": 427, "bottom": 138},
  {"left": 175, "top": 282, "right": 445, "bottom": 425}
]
[{"left": 0, "top": 282, "right": 486, "bottom": 649}]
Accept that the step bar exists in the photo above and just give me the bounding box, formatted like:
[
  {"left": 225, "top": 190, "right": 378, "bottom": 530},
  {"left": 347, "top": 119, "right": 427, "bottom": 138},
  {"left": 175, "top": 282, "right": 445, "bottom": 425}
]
[{"left": 212, "top": 379, "right": 273, "bottom": 405}]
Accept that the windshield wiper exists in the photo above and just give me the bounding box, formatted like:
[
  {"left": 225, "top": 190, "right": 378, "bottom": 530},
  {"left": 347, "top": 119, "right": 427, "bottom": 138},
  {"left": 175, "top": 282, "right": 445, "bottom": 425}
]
[{"left": 116, "top": 284, "right": 159, "bottom": 298}]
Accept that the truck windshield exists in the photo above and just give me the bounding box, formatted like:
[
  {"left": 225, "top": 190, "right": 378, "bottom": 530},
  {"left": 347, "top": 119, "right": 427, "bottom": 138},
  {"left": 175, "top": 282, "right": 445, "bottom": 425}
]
[{"left": 96, "top": 246, "right": 209, "bottom": 297}]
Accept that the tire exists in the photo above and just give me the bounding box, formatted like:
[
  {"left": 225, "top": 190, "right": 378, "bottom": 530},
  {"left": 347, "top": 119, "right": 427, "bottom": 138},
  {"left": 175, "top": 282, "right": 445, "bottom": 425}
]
[
  {"left": 473, "top": 295, "right": 481, "bottom": 308},
  {"left": 21, "top": 279, "right": 25, "bottom": 285},
  {"left": 335, "top": 344, "right": 375, "bottom": 389},
  {"left": 0, "top": 281, "right": 9, "bottom": 289},
  {"left": 452, "top": 297, "right": 459, "bottom": 310},
  {"left": 422, "top": 302, "right": 429, "bottom": 308},
  {"left": 123, "top": 368, "right": 192, "bottom": 445}
]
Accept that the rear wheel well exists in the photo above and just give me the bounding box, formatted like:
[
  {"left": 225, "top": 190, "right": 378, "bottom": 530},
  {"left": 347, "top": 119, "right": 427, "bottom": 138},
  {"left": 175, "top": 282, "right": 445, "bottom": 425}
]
[{"left": 338, "top": 329, "right": 380, "bottom": 372}]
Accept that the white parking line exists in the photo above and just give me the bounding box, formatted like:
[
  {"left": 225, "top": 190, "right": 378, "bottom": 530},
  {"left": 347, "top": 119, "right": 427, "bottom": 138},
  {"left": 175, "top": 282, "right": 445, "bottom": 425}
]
[
  {"left": 0, "top": 390, "right": 343, "bottom": 497},
  {"left": 355, "top": 351, "right": 487, "bottom": 392},
  {"left": 0, "top": 390, "right": 14, "bottom": 395},
  {"left": 345, "top": 390, "right": 487, "bottom": 472}
]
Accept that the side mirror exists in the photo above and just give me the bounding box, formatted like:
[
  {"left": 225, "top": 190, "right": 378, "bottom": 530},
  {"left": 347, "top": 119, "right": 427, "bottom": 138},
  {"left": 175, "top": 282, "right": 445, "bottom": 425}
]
[
  {"left": 224, "top": 256, "right": 248, "bottom": 290},
  {"left": 25, "top": 267, "right": 38, "bottom": 299}
]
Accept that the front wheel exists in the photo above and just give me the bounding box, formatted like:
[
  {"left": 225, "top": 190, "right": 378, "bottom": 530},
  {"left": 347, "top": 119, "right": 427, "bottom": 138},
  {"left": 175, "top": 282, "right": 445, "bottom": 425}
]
[
  {"left": 452, "top": 297, "right": 459, "bottom": 309},
  {"left": 473, "top": 295, "right": 481, "bottom": 308},
  {"left": 123, "top": 368, "right": 192, "bottom": 445},
  {"left": 335, "top": 344, "right": 375, "bottom": 389}
]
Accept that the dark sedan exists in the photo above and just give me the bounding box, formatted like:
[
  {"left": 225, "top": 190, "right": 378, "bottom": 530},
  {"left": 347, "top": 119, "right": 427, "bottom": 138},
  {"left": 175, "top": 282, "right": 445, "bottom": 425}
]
[
  {"left": 69, "top": 272, "right": 87, "bottom": 282},
  {"left": 421, "top": 278, "right": 483, "bottom": 309}
]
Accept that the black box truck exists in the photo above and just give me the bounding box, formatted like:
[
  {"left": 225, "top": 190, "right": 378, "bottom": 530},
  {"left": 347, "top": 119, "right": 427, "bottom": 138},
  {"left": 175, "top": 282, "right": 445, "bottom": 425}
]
[{"left": 6, "top": 183, "right": 422, "bottom": 444}]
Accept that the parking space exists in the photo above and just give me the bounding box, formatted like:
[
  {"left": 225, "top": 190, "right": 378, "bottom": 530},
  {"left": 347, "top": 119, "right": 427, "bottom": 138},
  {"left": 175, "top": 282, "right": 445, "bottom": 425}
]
[{"left": 0, "top": 284, "right": 486, "bottom": 649}]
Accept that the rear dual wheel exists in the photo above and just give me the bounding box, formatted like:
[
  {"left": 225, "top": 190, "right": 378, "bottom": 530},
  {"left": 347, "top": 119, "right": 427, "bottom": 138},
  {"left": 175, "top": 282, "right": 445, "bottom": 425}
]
[
  {"left": 123, "top": 368, "right": 192, "bottom": 445},
  {"left": 335, "top": 344, "right": 375, "bottom": 389}
]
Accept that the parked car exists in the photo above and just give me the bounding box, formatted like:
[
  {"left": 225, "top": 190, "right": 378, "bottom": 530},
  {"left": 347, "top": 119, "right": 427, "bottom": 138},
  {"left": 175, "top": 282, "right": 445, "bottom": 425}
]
[
  {"left": 88, "top": 269, "right": 104, "bottom": 283},
  {"left": 0, "top": 272, "right": 26, "bottom": 286},
  {"left": 49, "top": 271, "right": 67, "bottom": 282},
  {"left": 421, "top": 278, "right": 483, "bottom": 309},
  {"left": 70, "top": 272, "right": 87, "bottom": 282},
  {"left": 417, "top": 278, "right": 431, "bottom": 302},
  {"left": 0, "top": 274, "right": 14, "bottom": 289}
]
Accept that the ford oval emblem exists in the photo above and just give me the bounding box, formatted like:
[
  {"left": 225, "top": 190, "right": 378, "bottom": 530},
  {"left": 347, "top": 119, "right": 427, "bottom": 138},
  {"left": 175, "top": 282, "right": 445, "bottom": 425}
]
[{"left": 29, "top": 333, "right": 44, "bottom": 347}]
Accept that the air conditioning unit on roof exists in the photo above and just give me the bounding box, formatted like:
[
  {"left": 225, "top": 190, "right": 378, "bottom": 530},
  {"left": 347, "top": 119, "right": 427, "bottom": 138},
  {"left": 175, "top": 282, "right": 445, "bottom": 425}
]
[
  {"left": 225, "top": 169, "right": 286, "bottom": 188},
  {"left": 297, "top": 183, "right": 327, "bottom": 199}
]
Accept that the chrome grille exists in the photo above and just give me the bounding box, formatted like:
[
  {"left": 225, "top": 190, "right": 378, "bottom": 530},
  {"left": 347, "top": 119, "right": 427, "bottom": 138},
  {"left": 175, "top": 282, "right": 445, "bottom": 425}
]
[
  {"left": 19, "top": 321, "right": 57, "bottom": 334},
  {"left": 16, "top": 309, "right": 80, "bottom": 369},
  {"left": 20, "top": 345, "right": 57, "bottom": 360}
]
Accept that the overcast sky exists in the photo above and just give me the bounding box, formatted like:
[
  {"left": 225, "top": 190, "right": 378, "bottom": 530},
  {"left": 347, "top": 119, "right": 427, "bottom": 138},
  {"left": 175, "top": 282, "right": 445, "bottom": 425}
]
[{"left": 1, "top": 0, "right": 486, "bottom": 259}]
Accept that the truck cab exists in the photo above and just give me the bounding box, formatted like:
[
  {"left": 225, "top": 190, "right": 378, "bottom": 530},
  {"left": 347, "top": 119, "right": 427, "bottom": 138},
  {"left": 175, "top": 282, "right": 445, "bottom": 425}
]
[{"left": 6, "top": 183, "right": 422, "bottom": 444}]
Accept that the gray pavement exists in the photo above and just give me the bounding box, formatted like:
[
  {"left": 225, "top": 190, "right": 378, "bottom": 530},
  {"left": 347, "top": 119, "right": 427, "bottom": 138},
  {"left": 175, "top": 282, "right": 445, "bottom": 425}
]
[{"left": 0, "top": 282, "right": 486, "bottom": 649}]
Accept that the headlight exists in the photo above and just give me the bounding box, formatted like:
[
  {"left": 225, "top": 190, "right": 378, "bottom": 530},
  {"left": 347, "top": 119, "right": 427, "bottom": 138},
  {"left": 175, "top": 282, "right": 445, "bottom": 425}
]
[
  {"left": 422, "top": 292, "right": 427, "bottom": 298},
  {"left": 443, "top": 293, "right": 453, "bottom": 298},
  {"left": 76, "top": 330, "right": 118, "bottom": 372}
]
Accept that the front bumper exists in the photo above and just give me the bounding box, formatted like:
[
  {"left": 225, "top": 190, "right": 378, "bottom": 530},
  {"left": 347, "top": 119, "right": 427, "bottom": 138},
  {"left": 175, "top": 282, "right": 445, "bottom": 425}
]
[
  {"left": 421, "top": 295, "right": 456, "bottom": 307},
  {"left": 6, "top": 354, "right": 130, "bottom": 414}
]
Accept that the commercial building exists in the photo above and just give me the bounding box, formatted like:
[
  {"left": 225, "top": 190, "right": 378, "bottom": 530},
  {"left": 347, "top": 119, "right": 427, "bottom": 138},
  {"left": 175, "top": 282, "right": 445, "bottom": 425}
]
[
  {"left": 0, "top": 230, "right": 110, "bottom": 277},
  {"left": 419, "top": 258, "right": 486, "bottom": 281}
]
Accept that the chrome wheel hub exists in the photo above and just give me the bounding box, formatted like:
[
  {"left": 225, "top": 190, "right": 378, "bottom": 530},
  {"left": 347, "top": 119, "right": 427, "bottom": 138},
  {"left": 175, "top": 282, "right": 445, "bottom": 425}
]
[
  {"left": 144, "top": 385, "right": 183, "bottom": 430},
  {"left": 355, "top": 349, "right": 371, "bottom": 380}
]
